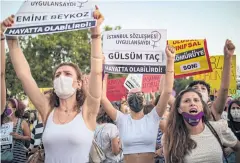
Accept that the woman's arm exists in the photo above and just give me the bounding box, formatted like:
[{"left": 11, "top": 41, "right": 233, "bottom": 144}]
[
  {"left": 83, "top": 7, "right": 104, "bottom": 128},
  {"left": 1, "top": 25, "right": 6, "bottom": 114},
  {"left": 10, "top": 120, "right": 30, "bottom": 141},
  {"left": 111, "top": 137, "right": 121, "bottom": 155},
  {"left": 3, "top": 16, "right": 49, "bottom": 120},
  {"left": 21, "top": 120, "right": 31, "bottom": 141},
  {"left": 212, "top": 40, "right": 235, "bottom": 120},
  {"left": 101, "top": 74, "right": 118, "bottom": 121},
  {"left": 155, "top": 45, "right": 175, "bottom": 117}
]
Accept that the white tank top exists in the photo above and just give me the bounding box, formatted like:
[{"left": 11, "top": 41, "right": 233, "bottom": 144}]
[{"left": 42, "top": 109, "right": 94, "bottom": 163}]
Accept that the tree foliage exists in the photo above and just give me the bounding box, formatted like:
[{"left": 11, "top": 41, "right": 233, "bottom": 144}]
[{"left": 173, "top": 77, "right": 194, "bottom": 96}]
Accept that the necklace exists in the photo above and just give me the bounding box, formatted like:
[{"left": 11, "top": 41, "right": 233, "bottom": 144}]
[
  {"left": 57, "top": 109, "right": 70, "bottom": 124},
  {"left": 57, "top": 106, "right": 77, "bottom": 124}
]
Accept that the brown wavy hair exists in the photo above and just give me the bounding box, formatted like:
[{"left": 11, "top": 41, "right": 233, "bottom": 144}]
[
  {"left": 48, "top": 63, "right": 86, "bottom": 112},
  {"left": 164, "top": 89, "right": 210, "bottom": 163}
]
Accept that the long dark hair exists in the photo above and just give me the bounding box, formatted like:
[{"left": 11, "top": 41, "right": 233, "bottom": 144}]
[
  {"left": 127, "top": 92, "right": 144, "bottom": 112},
  {"left": 49, "top": 63, "right": 86, "bottom": 112},
  {"left": 227, "top": 100, "right": 240, "bottom": 140},
  {"left": 164, "top": 89, "right": 210, "bottom": 163},
  {"left": 97, "top": 106, "right": 114, "bottom": 124}
]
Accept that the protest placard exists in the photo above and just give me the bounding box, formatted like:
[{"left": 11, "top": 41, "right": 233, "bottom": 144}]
[
  {"left": 142, "top": 75, "right": 161, "bottom": 93},
  {"left": 1, "top": 122, "right": 13, "bottom": 151},
  {"left": 124, "top": 74, "right": 161, "bottom": 93},
  {"left": 103, "top": 29, "right": 167, "bottom": 74},
  {"left": 107, "top": 77, "right": 127, "bottom": 101},
  {"left": 124, "top": 74, "right": 143, "bottom": 91},
  {"left": 193, "top": 55, "right": 236, "bottom": 95},
  {"left": 4, "top": 0, "right": 96, "bottom": 36},
  {"left": 168, "top": 39, "right": 212, "bottom": 78}
]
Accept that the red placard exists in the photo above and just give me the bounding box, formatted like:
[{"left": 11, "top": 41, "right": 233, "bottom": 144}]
[
  {"left": 107, "top": 77, "right": 128, "bottom": 101},
  {"left": 141, "top": 75, "right": 162, "bottom": 93}
]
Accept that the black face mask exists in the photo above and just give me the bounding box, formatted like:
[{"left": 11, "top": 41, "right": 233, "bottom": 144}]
[{"left": 128, "top": 94, "right": 143, "bottom": 113}]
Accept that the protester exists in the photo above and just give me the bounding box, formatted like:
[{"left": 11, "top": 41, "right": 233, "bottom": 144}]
[
  {"left": 2, "top": 6, "right": 104, "bottom": 163},
  {"left": 187, "top": 40, "right": 235, "bottom": 121},
  {"left": 28, "top": 111, "right": 44, "bottom": 156},
  {"left": 92, "top": 107, "right": 122, "bottom": 163},
  {"left": 1, "top": 99, "right": 31, "bottom": 163},
  {"left": 162, "top": 88, "right": 240, "bottom": 163},
  {"left": 101, "top": 45, "right": 175, "bottom": 163},
  {"left": 228, "top": 100, "right": 240, "bottom": 140}
]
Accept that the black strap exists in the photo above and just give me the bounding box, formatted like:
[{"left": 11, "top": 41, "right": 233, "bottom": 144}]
[
  {"left": 11, "top": 118, "right": 21, "bottom": 152},
  {"left": 205, "top": 121, "right": 228, "bottom": 163}
]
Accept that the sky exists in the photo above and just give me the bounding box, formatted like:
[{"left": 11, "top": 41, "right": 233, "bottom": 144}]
[{"left": 1, "top": 0, "right": 240, "bottom": 71}]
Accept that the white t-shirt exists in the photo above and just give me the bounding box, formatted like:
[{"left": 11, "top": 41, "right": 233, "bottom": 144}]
[
  {"left": 95, "top": 123, "right": 121, "bottom": 163},
  {"left": 162, "top": 119, "right": 238, "bottom": 163},
  {"left": 115, "top": 107, "right": 162, "bottom": 154}
]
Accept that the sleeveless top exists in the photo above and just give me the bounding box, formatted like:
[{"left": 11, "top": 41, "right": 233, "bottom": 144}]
[
  {"left": 12, "top": 119, "right": 27, "bottom": 163},
  {"left": 42, "top": 109, "right": 94, "bottom": 163}
]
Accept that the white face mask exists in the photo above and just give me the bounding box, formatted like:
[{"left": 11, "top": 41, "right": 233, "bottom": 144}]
[
  {"left": 54, "top": 76, "right": 76, "bottom": 99},
  {"left": 200, "top": 91, "right": 209, "bottom": 103},
  {"left": 231, "top": 109, "right": 240, "bottom": 122}
]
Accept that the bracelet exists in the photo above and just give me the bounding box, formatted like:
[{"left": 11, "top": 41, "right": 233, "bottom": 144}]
[
  {"left": 91, "top": 34, "right": 101, "bottom": 39},
  {"left": 166, "top": 70, "right": 174, "bottom": 73},
  {"left": 1, "top": 37, "right": 5, "bottom": 40}
]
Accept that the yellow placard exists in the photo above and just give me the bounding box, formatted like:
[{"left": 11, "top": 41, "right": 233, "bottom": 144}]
[
  {"left": 28, "top": 87, "right": 52, "bottom": 109},
  {"left": 193, "top": 55, "right": 236, "bottom": 95},
  {"left": 168, "top": 39, "right": 212, "bottom": 78}
]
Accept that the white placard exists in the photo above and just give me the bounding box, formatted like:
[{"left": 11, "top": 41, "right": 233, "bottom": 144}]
[
  {"left": 4, "top": 0, "right": 96, "bottom": 36},
  {"left": 103, "top": 29, "right": 167, "bottom": 74},
  {"left": 0, "top": 122, "right": 13, "bottom": 146},
  {"left": 124, "top": 74, "right": 143, "bottom": 91}
]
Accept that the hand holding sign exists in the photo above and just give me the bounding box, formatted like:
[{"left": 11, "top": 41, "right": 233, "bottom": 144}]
[
  {"left": 224, "top": 39, "right": 235, "bottom": 58},
  {"left": 91, "top": 5, "right": 104, "bottom": 34},
  {"left": 1, "top": 15, "right": 14, "bottom": 36},
  {"left": 165, "top": 45, "right": 176, "bottom": 59}
]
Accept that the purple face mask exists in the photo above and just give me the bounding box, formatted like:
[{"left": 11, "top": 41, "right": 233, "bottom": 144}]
[
  {"left": 182, "top": 111, "right": 204, "bottom": 126},
  {"left": 4, "top": 108, "right": 13, "bottom": 116}
]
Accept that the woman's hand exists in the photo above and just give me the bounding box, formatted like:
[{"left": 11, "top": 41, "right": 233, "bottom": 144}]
[
  {"left": 91, "top": 5, "right": 104, "bottom": 35},
  {"left": 10, "top": 132, "right": 22, "bottom": 139},
  {"left": 1, "top": 15, "right": 14, "bottom": 37},
  {"left": 165, "top": 45, "right": 176, "bottom": 60}
]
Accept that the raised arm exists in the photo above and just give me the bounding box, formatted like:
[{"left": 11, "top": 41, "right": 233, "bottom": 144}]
[
  {"left": 155, "top": 45, "right": 175, "bottom": 117},
  {"left": 1, "top": 23, "right": 6, "bottom": 114},
  {"left": 101, "top": 74, "right": 117, "bottom": 121},
  {"left": 84, "top": 7, "right": 104, "bottom": 119},
  {"left": 212, "top": 40, "right": 235, "bottom": 120},
  {"left": 3, "top": 16, "right": 49, "bottom": 120}
]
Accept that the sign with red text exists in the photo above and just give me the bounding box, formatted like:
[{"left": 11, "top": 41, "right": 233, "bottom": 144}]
[
  {"left": 107, "top": 77, "right": 127, "bottom": 101},
  {"left": 4, "top": 0, "right": 96, "bottom": 36},
  {"left": 193, "top": 55, "right": 236, "bottom": 95},
  {"left": 168, "top": 39, "right": 212, "bottom": 78},
  {"left": 103, "top": 29, "right": 167, "bottom": 74},
  {"left": 142, "top": 75, "right": 162, "bottom": 93}
]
